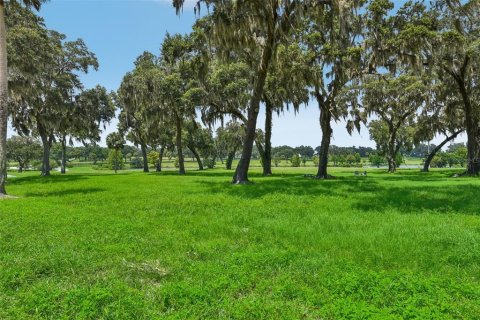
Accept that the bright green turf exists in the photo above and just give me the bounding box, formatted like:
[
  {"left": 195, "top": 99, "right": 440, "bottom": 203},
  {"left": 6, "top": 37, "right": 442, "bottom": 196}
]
[{"left": 1, "top": 167, "right": 479, "bottom": 319}]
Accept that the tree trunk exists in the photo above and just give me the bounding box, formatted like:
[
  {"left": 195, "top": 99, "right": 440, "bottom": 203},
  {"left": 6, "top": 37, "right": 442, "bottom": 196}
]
[
  {"left": 387, "top": 137, "right": 396, "bottom": 173},
  {"left": 256, "top": 138, "right": 265, "bottom": 168},
  {"left": 0, "top": 2, "right": 8, "bottom": 195},
  {"left": 175, "top": 115, "right": 185, "bottom": 175},
  {"left": 232, "top": 33, "right": 275, "bottom": 184},
  {"left": 263, "top": 99, "right": 273, "bottom": 176},
  {"left": 423, "top": 130, "right": 463, "bottom": 172},
  {"left": 188, "top": 145, "right": 203, "bottom": 170},
  {"left": 316, "top": 95, "right": 333, "bottom": 179},
  {"left": 455, "top": 72, "right": 479, "bottom": 175},
  {"left": 39, "top": 130, "right": 51, "bottom": 177},
  {"left": 60, "top": 135, "right": 67, "bottom": 174},
  {"left": 141, "top": 143, "right": 149, "bottom": 173},
  {"left": 226, "top": 149, "right": 236, "bottom": 170},
  {"left": 156, "top": 147, "right": 164, "bottom": 172},
  {"left": 18, "top": 163, "right": 23, "bottom": 173}
]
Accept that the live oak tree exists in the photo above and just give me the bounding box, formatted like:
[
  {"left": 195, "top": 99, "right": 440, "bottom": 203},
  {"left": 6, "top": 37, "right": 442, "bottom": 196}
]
[
  {"left": 183, "top": 121, "right": 215, "bottom": 170},
  {"left": 300, "top": 0, "right": 364, "bottom": 179},
  {"left": 56, "top": 86, "right": 115, "bottom": 174},
  {"left": 160, "top": 34, "right": 199, "bottom": 175},
  {"left": 363, "top": 74, "right": 427, "bottom": 172},
  {"left": 262, "top": 43, "right": 309, "bottom": 176},
  {"left": 6, "top": 135, "right": 41, "bottom": 172},
  {"left": 414, "top": 82, "right": 464, "bottom": 172},
  {"left": 1, "top": 1, "right": 45, "bottom": 194},
  {"left": 117, "top": 52, "right": 160, "bottom": 173},
  {"left": 7, "top": 7, "right": 98, "bottom": 176},
  {"left": 215, "top": 121, "right": 245, "bottom": 170},
  {"left": 427, "top": 0, "right": 480, "bottom": 175},
  {"left": 174, "top": 0, "right": 326, "bottom": 184},
  {"left": 367, "top": 0, "right": 480, "bottom": 174}
]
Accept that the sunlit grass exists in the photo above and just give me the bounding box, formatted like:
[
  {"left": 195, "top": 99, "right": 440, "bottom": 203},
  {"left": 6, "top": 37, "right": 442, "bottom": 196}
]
[{"left": 1, "top": 167, "right": 479, "bottom": 319}]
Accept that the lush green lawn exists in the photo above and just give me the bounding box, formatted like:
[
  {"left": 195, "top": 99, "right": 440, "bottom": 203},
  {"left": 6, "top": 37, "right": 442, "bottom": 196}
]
[{"left": 1, "top": 167, "right": 479, "bottom": 319}]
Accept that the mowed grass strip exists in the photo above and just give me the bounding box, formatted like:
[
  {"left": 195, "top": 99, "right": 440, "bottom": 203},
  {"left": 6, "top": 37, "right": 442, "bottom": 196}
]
[{"left": 1, "top": 167, "right": 479, "bottom": 319}]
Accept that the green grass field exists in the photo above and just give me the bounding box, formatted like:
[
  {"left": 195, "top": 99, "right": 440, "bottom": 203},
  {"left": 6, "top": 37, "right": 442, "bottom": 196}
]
[{"left": 1, "top": 167, "right": 479, "bottom": 319}]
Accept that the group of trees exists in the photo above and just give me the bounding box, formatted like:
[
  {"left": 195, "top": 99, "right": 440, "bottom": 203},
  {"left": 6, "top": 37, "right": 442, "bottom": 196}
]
[
  {"left": 168, "top": 0, "right": 480, "bottom": 182},
  {"left": 1, "top": 0, "right": 479, "bottom": 194},
  {"left": 0, "top": 2, "right": 115, "bottom": 195}
]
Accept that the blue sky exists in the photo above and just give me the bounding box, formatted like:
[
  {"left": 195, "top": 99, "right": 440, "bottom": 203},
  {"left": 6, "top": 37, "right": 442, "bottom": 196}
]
[{"left": 10, "top": 0, "right": 462, "bottom": 148}]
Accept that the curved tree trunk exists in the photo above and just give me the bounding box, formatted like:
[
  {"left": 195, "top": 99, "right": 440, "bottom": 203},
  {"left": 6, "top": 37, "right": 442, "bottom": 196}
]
[
  {"left": 141, "top": 143, "right": 149, "bottom": 173},
  {"left": 316, "top": 95, "right": 333, "bottom": 179},
  {"left": 188, "top": 145, "right": 203, "bottom": 170},
  {"left": 0, "top": 3, "right": 8, "bottom": 195},
  {"left": 60, "top": 135, "right": 67, "bottom": 174},
  {"left": 423, "top": 130, "right": 463, "bottom": 172},
  {"left": 232, "top": 30, "right": 275, "bottom": 184},
  {"left": 263, "top": 99, "right": 273, "bottom": 176},
  {"left": 156, "top": 147, "right": 164, "bottom": 172},
  {"left": 256, "top": 138, "right": 265, "bottom": 168},
  {"left": 175, "top": 115, "right": 185, "bottom": 175}
]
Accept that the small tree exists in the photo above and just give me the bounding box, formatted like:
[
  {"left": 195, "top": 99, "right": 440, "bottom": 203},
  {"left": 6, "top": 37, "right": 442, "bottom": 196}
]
[
  {"left": 107, "top": 150, "right": 124, "bottom": 171},
  {"left": 106, "top": 132, "right": 125, "bottom": 174}
]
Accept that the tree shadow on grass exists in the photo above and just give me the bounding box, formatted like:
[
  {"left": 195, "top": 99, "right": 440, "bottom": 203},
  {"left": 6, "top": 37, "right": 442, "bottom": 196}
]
[
  {"left": 195, "top": 171, "right": 480, "bottom": 215},
  {"left": 9, "top": 174, "right": 89, "bottom": 186},
  {"left": 352, "top": 183, "right": 480, "bottom": 215},
  {"left": 23, "top": 187, "right": 106, "bottom": 198},
  {"left": 196, "top": 175, "right": 381, "bottom": 199}
]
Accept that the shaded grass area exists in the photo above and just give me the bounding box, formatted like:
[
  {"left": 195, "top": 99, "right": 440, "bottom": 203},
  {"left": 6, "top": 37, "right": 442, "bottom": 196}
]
[{"left": 1, "top": 167, "right": 479, "bottom": 319}]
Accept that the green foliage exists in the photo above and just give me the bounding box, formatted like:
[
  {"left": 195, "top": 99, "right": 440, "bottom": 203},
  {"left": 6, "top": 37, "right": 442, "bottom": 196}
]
[
  {"left": 369, "top": 154, "right": 385, "bottom": 168},
  {"left": 107, "top": 150, "right": 124, "bottom": 171},
  {"left": 203, "top": 158, "right": 216, "bottom": 169},
  {"left": 312, "top": 155, "right": 319, "bottom": 166},
  {"left": 129, "top": 157, "right": 143, "bottom": 169},
  {"left": 147, "top": 151, "right": 159, "bottom": 167},
  {"left": 6, "top": 136, "right": 42, "bottom": 171},
  {"left": 291, "top": 154, "right": 301, "bottom": 167}
]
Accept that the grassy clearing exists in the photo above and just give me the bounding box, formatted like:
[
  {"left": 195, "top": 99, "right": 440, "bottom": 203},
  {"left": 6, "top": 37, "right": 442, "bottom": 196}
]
[{"left": 1, "top": 167, "right": 479, "bottom": 319}]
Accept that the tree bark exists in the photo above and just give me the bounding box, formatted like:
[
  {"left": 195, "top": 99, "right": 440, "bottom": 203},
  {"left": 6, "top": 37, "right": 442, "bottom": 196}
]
[
  {"left": 263, "top": 99, "right": 273, "bottom": 176},
  {"left": 60, "top": 135, "right": 67, "bottom": 174},
  {"left": 226, "top": 149, "right": 236, "bottom": 170},
  {"left": 141, "top": 143, "right": 149, "bottom": 173},
  {"left": 175, "top": 115, "right": 185, "bottom": 175},
  {"left": 156, "top": 147, "right": 164, "bottom": 172},
  {"left": 188, "top": 145, "right": 203, "bottom": 170},
  {"left": 39, "top": 128, "right": 52, "bottom": 177},
  {"left": 232, "top": 32, "right": 275, "bottom": 184},
  {"left": 316, "top": 94, "right": 333, "bottom": 179},
  {"left": 256, "top": 138, "right": 265, "bottom": 168},
  {"left": 461, "top": 89, "right": 479, "bottom": 175},
  {"left": 0, "top": 2, "right": 8, "bottom": 195},
  {"left": 423, "top": 130, "right": 463, "bottom": 172},
  {"left": 387, "top": 136, "right": 396, "bottom": 173}
]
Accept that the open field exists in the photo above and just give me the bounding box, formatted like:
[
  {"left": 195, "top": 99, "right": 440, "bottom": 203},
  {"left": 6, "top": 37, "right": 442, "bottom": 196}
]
[{"left": 1, "top": 167, "right": 480, "bottom": 319}]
